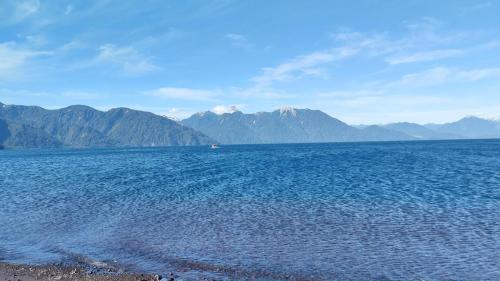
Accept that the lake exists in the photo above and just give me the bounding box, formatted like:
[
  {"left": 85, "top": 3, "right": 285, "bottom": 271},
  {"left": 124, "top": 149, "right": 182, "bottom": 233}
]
[{"left": 1, "top": 140, "right": 499, "bottom": 280}]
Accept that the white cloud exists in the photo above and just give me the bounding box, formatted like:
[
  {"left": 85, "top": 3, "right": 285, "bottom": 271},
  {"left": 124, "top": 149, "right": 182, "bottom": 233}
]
[
  {"left": 457, "top": 68, "right": 500, "bottom": 81},
  {"left": 145, "top": 87, "right": 219, "bottom": 101},
  {"left": 396, "top": 67, "right": 500, "bottom": 87},
  {"left": 226, "top": 33, "right": 255, "bottom": 49},
  {"left": 330, "top": 18, "right": 480, "bottom": 64},
  {"left": 96, "top": 44, "right": 158, "bottom": 74},
  {"left": 249, "top": 17, "right": 476, "bottom": 90},
  {"left": 79, "top": 44, "right": 158, "bottom": 75},
  {"left": 10, "top": 0, "right": 40, "bottom": 24},
  {"left": 251, "top": 47, "right": 358, "bottom": 87},
  {"left": 331, "top": 31, "right": 404, "bottom": 57},
  {"left": 387, "top": 49, "right": 465, "bottom": 65},
  {"left": 212, "top": 105, "right": 240, "bottom": 114},
  {"left": 0, "top": 42, "right": 50, "bottom": 81},
  {"left": 59, "top": 40, "right": 86, "bottom": 52},
  {"left": 398, "top": 67, "right": 453, "bottom": 86},
  {"left": 25, "top": 35, "right": 47, "bottom": 46},
  {"left": 163, "top": 107, "right": 196, "bottom": 120}
]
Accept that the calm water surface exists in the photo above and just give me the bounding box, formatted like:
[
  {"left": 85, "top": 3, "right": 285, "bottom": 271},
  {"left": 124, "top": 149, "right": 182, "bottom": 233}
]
[{"left": 1, "top": 140, "right": 500, "bottom": 280}]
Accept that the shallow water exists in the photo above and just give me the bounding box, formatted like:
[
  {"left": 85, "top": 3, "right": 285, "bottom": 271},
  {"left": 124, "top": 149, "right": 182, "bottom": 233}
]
[{"left": 1, "top": 140, "right": 500, "bottom": 280}]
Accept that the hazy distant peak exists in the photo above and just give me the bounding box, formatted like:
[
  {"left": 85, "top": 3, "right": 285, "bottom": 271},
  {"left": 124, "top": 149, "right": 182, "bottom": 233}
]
[
  {"left": 61, "top": 104, "right": 96, "bottom": 112},
  {"left": 389, "top": 122, "right": 414, "bottom": 126},
  {"left": 363, "top": 125, "right": 383, "bottom": 129},
  {"left": 195, "top": 111, "right": 216, "bottom": 117},
  {"left": 107, "top": 107, "right": 139, "bottom": 114},
  {"left": 455, "top": 116, "right": 499, "bottom": 126},
  {"left": 460, "top": 116, "right": 483, "bottom": 121},
  {"left": 222, "top": 110, "right": 243, "bottom": 116}
]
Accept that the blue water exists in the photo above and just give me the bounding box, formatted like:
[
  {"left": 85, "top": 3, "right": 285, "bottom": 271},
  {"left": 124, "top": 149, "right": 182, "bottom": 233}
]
[{"left": 1, "top": 140, "right": 500, "bottom": 280}]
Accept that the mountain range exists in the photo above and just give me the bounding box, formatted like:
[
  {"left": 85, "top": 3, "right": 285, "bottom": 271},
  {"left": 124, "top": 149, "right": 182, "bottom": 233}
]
[
  {"left": 182, "top": 108, "right": 500, "bottom": 144},
  {"left": 1, "top": 102, "right": 499, "bottom": 148},
  {"left": 0, "top": 102, "right": 213, "bottom": 148},
  {"left": 182, "top": 108, "right": 414, "bottom": 144}
]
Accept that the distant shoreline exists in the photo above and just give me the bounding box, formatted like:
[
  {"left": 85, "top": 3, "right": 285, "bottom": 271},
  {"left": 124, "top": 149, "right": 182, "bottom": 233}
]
[{"left": 1, "top": 136, "right": 500, "bottom": 151}]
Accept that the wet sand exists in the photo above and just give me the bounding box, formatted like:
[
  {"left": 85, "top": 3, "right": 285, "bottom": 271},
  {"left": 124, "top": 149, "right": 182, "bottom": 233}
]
[{"left": 0, "top": 263, "right": 166, "bottom": 281}]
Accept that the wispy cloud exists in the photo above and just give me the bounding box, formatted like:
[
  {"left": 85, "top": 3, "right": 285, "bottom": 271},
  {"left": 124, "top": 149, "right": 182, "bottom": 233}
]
[
  {"left": 472, "top": 1, "right": 493, "bottom": 9},
  {"left": 24, "top": 35, "right": 47, "bottom": 46},
  {"left": 219, "top": 19, "right": 468, "bottom": 100},
  {"left": 226, "top": 33, "right": 255, "bottom": 49},
  {"left": 76, "top": 44, "right": 158, "bottom": 75},
  {"left": 64, "top": 5, "right": 73, "bottom": 15},
  {"left": 58, "top": 39, "right": 86, "bottom": 52},
  {"left": 250, "top": 17, "right": 476, "bottom": 90},
  {"left": 144, "top": 87, "right": 219, "bottom": 101},
  {"left": 396, "top": 67, "right": 500, "bottom": 87},
  {"left": 95, "top": 44, "right": 158, "bottom": 74},
  {"left": 0, "top": 88, "right": 52, "bottom": 99},
  {"left": 251, "top": 47, "right": 358, "bottom": 87},
  {"left": 330, "top": 30, "right": 404, "bottom": 56},
  {"left": 0, "top": 42, "right": 51, "bottom": 81},
  {"left": 458, "top": 67, "right": 500, "bottom": 81},
  {"left": 330, "top": 18, "right": 482, "bottom": 63},
  {"left": 386, "top": 40, "right": 500, "bottom": 65},
  {"left": 9, "top": 0, "right": 40, "bottom": 24},
  {"left": 387, "top": 49, "right": 465, "bottom": 65},
  {"left": 315, "top": 90, "right": 384, "bottom": 99}
]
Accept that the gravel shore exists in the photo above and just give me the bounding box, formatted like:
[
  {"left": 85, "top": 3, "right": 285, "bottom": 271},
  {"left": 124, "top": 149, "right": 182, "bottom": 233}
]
[{"left": 0, "top": 263, "right": 166, "bottom": 281}]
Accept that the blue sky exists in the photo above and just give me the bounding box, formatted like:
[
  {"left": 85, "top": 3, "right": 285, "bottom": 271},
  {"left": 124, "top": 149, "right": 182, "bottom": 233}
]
[{"left": 1, "top": 0, "right": 500, "bottom": 124}]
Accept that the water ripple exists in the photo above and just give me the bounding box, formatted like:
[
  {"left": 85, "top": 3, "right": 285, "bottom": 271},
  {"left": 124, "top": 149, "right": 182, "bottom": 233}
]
[{"left": 1, "top": 140, "right": 500, "bottom": 280}]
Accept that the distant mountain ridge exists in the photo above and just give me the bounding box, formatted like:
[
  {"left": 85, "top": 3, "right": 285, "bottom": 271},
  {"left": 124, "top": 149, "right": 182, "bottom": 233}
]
[
  {"left": 424, "top": 116, "right": 500, "bottom": 139},
  {"left": 383, "top": 122, "right": 462, "bottom": 140},
  {"left": 382, "top": 117, "right": 500, "bottom": 140},
  {"left": 182, "top": 108, "right": 415, "bottom": 144},
  {"left": 0, "top": 102, "right": 213, "bottom": 148},
  {"left": 182, "top": 107, "right": 500, "bottom": 145}
]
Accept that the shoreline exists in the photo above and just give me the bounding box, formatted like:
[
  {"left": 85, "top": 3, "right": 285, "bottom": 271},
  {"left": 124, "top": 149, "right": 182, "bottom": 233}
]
[{"left": 0, "top": 263, "right": 168, "bottom": 281}]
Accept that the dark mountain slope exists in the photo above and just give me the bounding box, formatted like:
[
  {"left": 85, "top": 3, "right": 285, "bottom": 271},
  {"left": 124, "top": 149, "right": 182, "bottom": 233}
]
[
  {"left": 0, "top": 103, "right": 213, "bottom": 148},
  {"left": 0, "top": 118, "right": 61, "bottom": 148}
]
